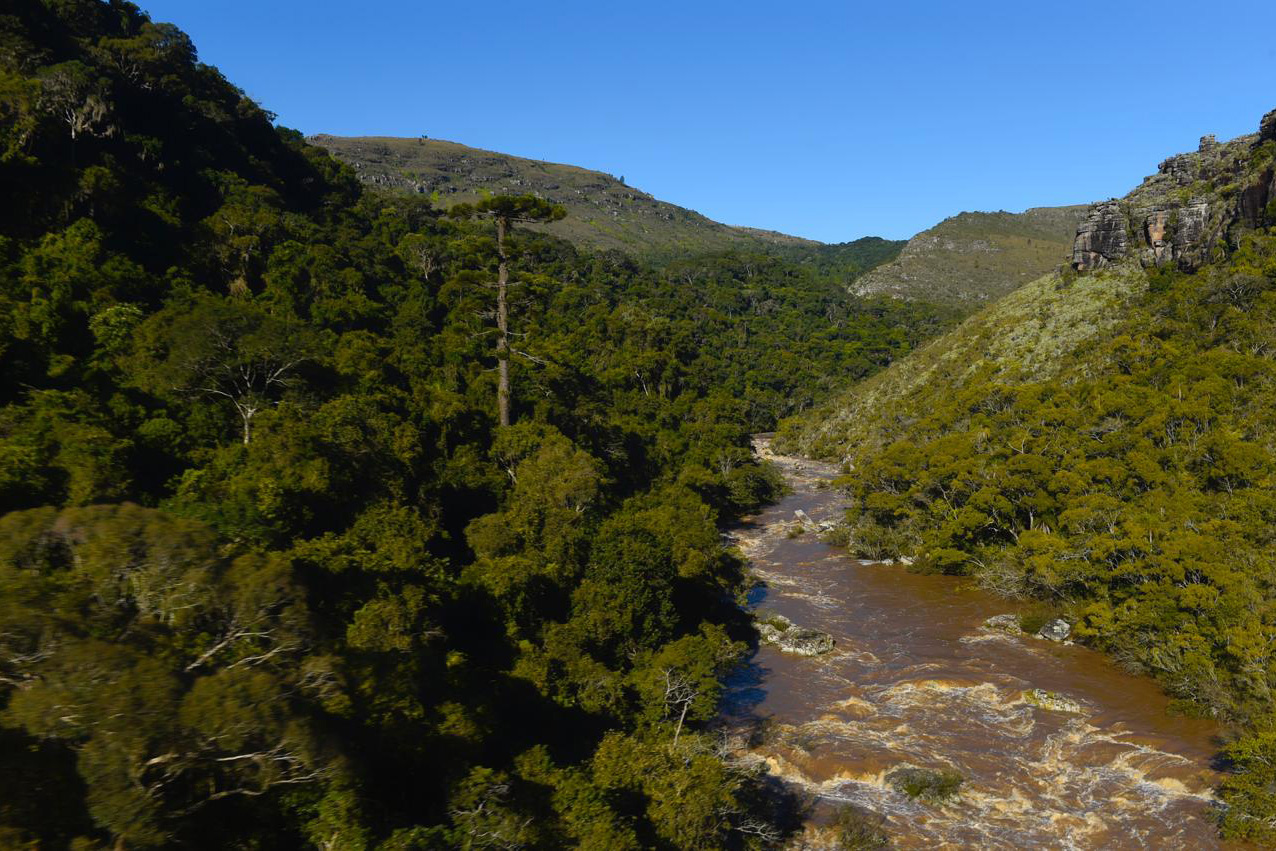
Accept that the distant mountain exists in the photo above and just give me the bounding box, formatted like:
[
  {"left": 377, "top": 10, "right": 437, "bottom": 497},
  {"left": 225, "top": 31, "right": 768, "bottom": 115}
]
[
  {"left": 310, "top": 135, "right": 820, "bottom": 258},
  {"left": 850, "top": 205, "right": 1089, "bottom": 307}
]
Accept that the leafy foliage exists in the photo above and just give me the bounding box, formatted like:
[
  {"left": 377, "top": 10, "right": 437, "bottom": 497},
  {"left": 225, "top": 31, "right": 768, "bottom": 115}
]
[
  {"left": 831, "top": 804, "right": 891, "bottom": 849},
  {"left": 886, "top": 767, "right": 963, "bottom": 803},
  {"left": 0, "top": 4, "right": 948, "bottom": 847}
]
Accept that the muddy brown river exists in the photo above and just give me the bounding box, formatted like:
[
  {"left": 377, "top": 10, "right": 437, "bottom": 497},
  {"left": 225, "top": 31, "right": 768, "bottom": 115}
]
[{"left": 722, "top": 439, "right": 1233, "bottom": 849}]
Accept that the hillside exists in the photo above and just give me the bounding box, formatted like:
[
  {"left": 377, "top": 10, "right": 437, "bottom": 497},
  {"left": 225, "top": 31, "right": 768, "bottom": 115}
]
[
  {"left": 850, "top": 205, "right": 1089, "bottom": 307},
  {"left": 788, "top": 114, "right": 1276, "bottom": 462},
  {"left": 780, "top": 106, "right": 1276, "bottom": 841},
  {"left": 311, "top": 134, "right": 821, "bottom": 258},
  {"left": 785, "top": 264, "right": 1149, "bottom": 462}
]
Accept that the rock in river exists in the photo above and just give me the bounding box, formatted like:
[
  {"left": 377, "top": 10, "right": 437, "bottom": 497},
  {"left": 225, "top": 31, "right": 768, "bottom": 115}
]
[
  {"left": 756, "top": 613, "right": 835, "bottom": 656},
  {"left": 1036, "top": 618, "right": 1072, "bottom": 642},
  {"left": 983, "top": 613, "right": 1021, "bottom": 634},
  {"left": 1024, "top": 688, "right": 1083, "bottom": 714}
]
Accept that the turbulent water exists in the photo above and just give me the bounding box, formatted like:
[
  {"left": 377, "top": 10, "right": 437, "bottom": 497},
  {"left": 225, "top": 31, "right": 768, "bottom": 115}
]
[{"left": 721, "top": 438, "right": 1231, "bottom": 849}]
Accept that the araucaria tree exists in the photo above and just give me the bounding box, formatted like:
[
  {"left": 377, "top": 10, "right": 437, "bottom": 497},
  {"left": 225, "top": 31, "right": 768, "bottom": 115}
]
[{"left": 450, "top": 195, "right": 566, "bottom": 426}]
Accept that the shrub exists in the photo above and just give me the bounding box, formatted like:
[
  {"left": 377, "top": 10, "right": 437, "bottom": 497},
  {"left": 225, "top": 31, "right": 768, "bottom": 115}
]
[
  {"left": 832, "top": 804, "right": 890, "bottom": 849},
  {"left": 886, "top": 767, "right": 963, "bottom": 803}
]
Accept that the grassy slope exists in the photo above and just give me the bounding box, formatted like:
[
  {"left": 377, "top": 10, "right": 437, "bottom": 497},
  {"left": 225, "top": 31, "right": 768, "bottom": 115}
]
[
  {"left": 851, "top": 205, "right": 1089, "bottom": 307},
  {"left": 310, "top": 135, "right": 818, "bottom": 258},
  {"left": 781, "top": 264, "right": 1149, "bottom": 462}
]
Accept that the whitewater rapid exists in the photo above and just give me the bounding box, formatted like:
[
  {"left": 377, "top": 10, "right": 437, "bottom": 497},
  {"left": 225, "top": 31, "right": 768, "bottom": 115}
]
[{"left": 720, "top": 438, "right": 1230, "bottom": 849}]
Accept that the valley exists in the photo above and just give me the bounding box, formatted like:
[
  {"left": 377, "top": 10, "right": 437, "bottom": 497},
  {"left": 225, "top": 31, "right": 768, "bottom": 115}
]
[{"left": 2, "top": 3, "right": 1276, "bottom": 848}]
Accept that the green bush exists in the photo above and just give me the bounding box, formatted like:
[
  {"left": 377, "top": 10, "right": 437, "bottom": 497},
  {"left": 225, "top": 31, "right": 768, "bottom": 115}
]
[
  {"left": 886, "top": 767, "right": 964, "bottom": 803},
  {"left": 832, "top": 804, "right": 891, "bottom": 849}
]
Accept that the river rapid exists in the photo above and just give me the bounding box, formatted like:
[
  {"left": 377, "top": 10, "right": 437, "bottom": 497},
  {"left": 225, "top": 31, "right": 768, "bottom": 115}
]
[{"left": 721, "top": 438, "right": 1233, "bottom": 849}]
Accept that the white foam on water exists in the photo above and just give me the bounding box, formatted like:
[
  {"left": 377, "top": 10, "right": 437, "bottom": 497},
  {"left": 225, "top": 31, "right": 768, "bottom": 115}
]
[{"left": 724, "top": 445, "right": 1224, "bottom": 848}]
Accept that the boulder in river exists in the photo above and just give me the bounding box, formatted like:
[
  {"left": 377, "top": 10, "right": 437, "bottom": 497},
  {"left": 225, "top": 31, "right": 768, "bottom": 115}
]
[
  {"left": 1024, "top": 688, "right": 1083, "bottom": 714},
  {"left": 983, "top": 614, "right": 1022, "bottom": 634},
  {"left": 1036, "top": 618, "right": 1072, "bottom": 642},
  {"left": 756, "top": 613, "right": 835, "bottom": 656}
]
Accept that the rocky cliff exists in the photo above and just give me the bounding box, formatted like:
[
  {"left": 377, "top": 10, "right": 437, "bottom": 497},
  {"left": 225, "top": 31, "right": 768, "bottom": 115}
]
[{"left": 1072, "top": 108, "right": 1276, "bottom": 272}]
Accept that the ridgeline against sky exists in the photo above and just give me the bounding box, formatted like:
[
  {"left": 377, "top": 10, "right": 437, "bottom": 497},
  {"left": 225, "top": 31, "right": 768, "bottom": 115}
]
[{"left": 140, "top": 0, "right": 1275, "bottom": 241}]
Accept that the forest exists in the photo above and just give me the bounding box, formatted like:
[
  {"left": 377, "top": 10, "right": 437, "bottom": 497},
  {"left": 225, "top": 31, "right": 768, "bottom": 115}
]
[{"left": 0, "top": 2, "right": 956, "bottom": 847}]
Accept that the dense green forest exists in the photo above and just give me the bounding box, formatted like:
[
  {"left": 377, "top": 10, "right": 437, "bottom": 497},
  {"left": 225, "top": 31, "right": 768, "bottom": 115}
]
[
  {"left": 0, "top": 3, "right": 955, "bottom": 847},
  {"left": 780, "top": 134, "right": 1276, "bottom": 838}
]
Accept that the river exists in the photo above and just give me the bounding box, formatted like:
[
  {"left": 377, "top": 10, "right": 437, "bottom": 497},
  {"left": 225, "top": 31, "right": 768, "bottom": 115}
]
[{"left": 721, "top": 438, "right": 1232, "bottom": 849}]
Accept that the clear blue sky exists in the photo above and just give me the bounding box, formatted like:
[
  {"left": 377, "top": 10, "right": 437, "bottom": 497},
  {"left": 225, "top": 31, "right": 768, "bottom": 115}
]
[{"left": 140, "top": 1, "right": 1275, "bottom": 242}]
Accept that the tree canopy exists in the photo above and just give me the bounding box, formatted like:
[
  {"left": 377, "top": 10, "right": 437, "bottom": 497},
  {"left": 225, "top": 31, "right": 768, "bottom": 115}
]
[{"left": 0, "top": 3, "right": 945, "bottom": 847}]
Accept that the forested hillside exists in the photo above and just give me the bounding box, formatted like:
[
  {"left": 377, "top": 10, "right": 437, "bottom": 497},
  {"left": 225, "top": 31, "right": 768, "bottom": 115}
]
[
  {"left": 0, "top": 3, "right": 952, "bottom": 847},
  {"left": 780, "top": 108, "right": 1276, "bottom": 841}
]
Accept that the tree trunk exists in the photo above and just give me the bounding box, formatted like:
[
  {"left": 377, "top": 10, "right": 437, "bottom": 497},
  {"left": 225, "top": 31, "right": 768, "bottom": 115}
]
[
  {"left": 495, "top": 216, "right": 511, "bottom": 427},
  {"left": 673, "top": 701, "right": 689, "bottom": 746}
]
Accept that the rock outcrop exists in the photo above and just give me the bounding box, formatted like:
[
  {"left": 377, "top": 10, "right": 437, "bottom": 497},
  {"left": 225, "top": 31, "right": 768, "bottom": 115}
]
[
  {"left": 1024, "top": 688, "right": 1083, "bottom": 713},
  {"left": 756, "top": 613, "right": 835, "bottom": 656},
  {"left": 1072, "top": 202, "right": 1127, "bottom": 270},
  {"left": 982, "top": 614, "right": 1022, "bottom": 634},
  {"left": 1036, "top": 618, "right": 1072, "bottom": 642},
  {"left": 1261, "top": 108, "right": 1276, "bottom": 143},
  {"left": 1072, "top": 108, "right": 1276, "bottom": 272}
]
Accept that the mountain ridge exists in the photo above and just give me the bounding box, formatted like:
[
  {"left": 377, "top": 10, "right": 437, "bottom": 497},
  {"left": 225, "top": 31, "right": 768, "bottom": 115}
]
[{"left": 310, "top": 134, "right": 821, "bottom": 258}]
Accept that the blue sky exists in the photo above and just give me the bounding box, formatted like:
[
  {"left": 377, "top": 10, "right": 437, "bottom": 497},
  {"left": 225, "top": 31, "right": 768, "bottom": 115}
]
[{"left": 141, "top": 1, "right": 1275, "bottom": 242}]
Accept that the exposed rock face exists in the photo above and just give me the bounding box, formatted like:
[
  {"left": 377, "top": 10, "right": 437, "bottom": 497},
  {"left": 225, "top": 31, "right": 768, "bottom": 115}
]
[
  {"left": 756, "top": 613, "right": 835, "bottom": 656},
  {"left": 1072, "top": 203, "right": 1128, "bottom": 270},
  {"left": 1071, "top": 107, "right": 1276, "bottom": 273},
  {"left": 1262, "top": 108, "right": 1276, "bottom": 143},
  {"left": 1036, "top": 619, "right": 1072, "bottom": 642},
  {"left": 1174, "top": 202, "right": 1213, "bottom": 267},
  {"left": 1240, "top": 169, "right": 1276, "bottom": 227},
  {"left": 1142, "top": 209, "right": 1173, "bottom": 265}
]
